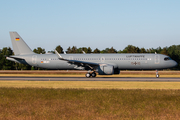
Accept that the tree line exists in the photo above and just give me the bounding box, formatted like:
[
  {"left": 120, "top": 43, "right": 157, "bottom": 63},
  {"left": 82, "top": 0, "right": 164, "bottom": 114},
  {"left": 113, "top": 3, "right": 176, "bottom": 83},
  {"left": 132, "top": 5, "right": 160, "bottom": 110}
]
[{"left": 0, "top": 44, "right": 180, "bottom": 70}]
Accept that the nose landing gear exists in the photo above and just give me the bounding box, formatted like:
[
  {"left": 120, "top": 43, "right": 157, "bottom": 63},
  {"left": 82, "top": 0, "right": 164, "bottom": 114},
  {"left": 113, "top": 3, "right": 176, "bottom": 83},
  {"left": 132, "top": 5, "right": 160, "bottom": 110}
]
[{"left": 156, "top": 70, "right": 159, "bottom": 78}]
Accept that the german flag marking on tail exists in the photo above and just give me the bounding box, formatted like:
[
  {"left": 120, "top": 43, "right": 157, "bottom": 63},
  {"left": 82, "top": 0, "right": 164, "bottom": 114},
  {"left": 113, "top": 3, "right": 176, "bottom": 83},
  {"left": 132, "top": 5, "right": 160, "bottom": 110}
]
[{"left": 15, "top": 38, "right": 20, "bottom": 41}]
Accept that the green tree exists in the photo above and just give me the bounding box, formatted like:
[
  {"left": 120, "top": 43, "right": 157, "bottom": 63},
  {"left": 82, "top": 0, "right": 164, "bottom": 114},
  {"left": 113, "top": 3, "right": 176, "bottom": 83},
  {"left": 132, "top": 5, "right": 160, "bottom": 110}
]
[
  {"left": 76, "top": 48, "right": 82, "bottom": 53},
  {"left": 71, "top": 46, "right": 77, "bottom": 53},
  {"left": 161, "top": 47, "right": 168, "bottom": 55},
  {"left": 140, "top": 48, "right": 147, "bottom": 53},
  {"left": 100, "top": 48, "right": 109, "bottom": 53},
  {"left": 146, "top": 48, "right": 155, "bottom": 53},
  {"left": 93, "top": 48, "right": 100, "bottom": 53},
  {"left": 33, "top": 47, "right": 46, "bottom": 54},
  {"left": 66, "top": 47, "right": 72, "bottom": 53},
  {"left": 16, "top": 64, "right": 31, "bottom": 70},
  {"left": 87, "top": 47, "right": 92, "bottom": 53},
  {"left": 55, "top": 45, "right": 63, "bottom": 53},
  {"left": 147, "top": 47, "right": 162, "bottom": 53},
  {"left": 0, "top": 47, "right": 14, "bottom": 70},
  {"left": 108, "top": 47, "right": 117, "bottom": 53},
  {"left": 66, "top": 46, "right": 77, "bottom": 53},
  {"left": 167, "top": 45, "right": 180, "bottom": 69},
  {"left": 81, "top": 47, "right": 88, "bottom": 53},
  {"left": 81, "top": 47, "right": 87, "bottom": 53},
  {"left": 122, "top": 45, "right": 140, "bottom": 53}
]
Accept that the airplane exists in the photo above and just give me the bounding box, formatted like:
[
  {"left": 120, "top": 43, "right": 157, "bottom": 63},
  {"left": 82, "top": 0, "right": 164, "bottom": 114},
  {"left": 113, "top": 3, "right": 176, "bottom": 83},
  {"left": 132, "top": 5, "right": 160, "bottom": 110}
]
[{"left": 6, "top": 32, "right": 178, "bottom": 78}]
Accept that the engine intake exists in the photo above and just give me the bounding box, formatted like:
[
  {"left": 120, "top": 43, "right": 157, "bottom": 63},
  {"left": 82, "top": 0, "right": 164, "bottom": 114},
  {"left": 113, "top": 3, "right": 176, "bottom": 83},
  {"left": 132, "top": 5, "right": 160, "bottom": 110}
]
[{"left": 98, "top": 65, "right": 114, "bottom": 75}]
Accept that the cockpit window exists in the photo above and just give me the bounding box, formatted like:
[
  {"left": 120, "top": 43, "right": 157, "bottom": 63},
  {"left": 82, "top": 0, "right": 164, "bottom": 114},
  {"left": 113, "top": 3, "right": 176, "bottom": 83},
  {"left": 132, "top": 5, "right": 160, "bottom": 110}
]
[{"left": 164, "top": 57, "right": 172, "bottom": 61}]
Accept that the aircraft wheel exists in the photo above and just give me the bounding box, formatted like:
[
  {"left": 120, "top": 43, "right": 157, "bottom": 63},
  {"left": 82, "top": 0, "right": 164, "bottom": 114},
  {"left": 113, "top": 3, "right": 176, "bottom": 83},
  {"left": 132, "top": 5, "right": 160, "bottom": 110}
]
[
  {"left": 156, "top": 74, "right": 159, "bottom": 78},
  {"left": 91, "top": 72, "right": 96, "bottom": 77},
  {"left": 86, "top": 73, "right": 91, "bottom": 78}
]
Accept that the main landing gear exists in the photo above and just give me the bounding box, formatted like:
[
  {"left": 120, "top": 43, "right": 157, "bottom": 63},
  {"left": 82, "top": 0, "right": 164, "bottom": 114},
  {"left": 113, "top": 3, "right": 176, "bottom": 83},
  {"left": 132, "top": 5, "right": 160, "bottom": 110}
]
[
  {"left": 156, "top": 70, "right": 159, "bottom": 78},
  {"left": 86, "top": 71, "right": 96, "bottom": 78}
]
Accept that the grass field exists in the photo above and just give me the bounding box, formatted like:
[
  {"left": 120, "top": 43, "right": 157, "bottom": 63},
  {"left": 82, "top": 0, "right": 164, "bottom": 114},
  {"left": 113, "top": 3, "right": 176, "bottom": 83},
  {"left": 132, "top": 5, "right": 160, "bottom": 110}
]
[
  {"left": 0, "top": 70, "right": 180, "bottom": 119},
  {"left": 0, "top": 88, "right": 180, "bottom": 120}
]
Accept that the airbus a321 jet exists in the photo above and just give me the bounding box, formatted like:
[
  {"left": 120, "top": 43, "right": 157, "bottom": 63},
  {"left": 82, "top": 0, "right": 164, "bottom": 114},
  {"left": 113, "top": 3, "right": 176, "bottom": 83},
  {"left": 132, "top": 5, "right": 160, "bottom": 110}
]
[{"left": 6, "top": 32, "right": 177, "bottom": 78}]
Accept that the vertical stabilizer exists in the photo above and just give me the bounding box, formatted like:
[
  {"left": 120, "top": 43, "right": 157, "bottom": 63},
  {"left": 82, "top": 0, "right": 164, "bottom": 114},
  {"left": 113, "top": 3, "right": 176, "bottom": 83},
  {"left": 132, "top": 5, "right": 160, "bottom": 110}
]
[{"left": 9, "top": 32, "right": 34, "bottom": 55}]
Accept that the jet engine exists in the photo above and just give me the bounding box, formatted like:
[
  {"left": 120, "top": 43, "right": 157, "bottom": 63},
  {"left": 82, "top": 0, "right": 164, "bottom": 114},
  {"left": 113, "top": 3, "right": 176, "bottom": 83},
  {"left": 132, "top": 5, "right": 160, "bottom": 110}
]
[{"left": 97, "top": 65, "right": 120, "bottom": 75}]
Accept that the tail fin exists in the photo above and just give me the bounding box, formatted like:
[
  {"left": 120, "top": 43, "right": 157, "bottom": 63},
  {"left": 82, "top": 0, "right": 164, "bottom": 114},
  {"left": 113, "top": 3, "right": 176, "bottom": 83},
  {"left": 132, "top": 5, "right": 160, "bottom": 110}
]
[{"left": 9, "top": 32, "right": 34, "bottom": 55}]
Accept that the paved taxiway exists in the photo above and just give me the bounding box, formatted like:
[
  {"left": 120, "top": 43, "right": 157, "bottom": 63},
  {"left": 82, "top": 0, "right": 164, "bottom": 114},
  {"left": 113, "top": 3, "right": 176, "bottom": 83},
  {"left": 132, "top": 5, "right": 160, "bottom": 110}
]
[{"left": 0, "top": 77, "right": 180, "bottom": 82}]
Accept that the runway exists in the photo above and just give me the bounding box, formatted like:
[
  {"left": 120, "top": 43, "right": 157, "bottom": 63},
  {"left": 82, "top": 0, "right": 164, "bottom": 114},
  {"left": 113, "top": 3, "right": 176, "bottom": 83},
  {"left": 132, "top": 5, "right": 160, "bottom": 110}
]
[{"left": 0, "top": 76, "right": 180, "bottom": 82}]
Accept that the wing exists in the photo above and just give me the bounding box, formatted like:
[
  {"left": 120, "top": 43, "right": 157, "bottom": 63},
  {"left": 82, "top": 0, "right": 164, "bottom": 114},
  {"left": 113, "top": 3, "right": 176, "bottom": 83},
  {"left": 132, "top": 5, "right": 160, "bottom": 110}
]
[{"left": 54, "top": 50, "right": 99, "bottom": 70}]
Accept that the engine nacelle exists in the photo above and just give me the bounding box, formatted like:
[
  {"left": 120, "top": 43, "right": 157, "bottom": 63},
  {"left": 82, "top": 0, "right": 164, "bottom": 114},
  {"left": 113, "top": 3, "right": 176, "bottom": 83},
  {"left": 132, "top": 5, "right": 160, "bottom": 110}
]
[{"left": 97, "top": 65, "right": 114, "bottom": 75}]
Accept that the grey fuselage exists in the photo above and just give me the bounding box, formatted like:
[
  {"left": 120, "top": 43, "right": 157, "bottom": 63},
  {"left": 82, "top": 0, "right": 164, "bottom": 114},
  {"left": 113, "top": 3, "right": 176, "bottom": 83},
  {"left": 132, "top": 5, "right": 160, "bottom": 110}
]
[
  {"left": 7, "top": 53, "right": 177, "bottom": 70},
  {"left": 7, "top": 31, "right": 178, "bottom": 77}
]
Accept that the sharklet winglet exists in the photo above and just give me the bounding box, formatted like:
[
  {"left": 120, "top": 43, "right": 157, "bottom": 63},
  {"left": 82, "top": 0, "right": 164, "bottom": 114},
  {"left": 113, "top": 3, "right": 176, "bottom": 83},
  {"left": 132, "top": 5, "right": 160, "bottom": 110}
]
[{"left": 54, "top": 50, "right": 63, "bottom": 59}]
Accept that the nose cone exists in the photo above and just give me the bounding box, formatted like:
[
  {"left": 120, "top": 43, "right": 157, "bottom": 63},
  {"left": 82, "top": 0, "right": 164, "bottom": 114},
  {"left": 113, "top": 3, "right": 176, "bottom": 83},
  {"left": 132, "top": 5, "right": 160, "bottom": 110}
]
[{"left": 172, "top": 60, "right": 178, "bottom": 67}]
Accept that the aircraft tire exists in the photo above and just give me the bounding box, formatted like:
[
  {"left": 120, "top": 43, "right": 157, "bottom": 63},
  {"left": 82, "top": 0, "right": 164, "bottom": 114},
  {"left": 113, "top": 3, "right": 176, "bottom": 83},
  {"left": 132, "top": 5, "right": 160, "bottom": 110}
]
[
  {"left": 91, "top": 72, "right": 96, "bottom": 77},
  {"left": 156, "top": 74, "right": 159, "bottom": 78},
  {"left": 86, "top": 73, "right": 91, "bottom": 78}
]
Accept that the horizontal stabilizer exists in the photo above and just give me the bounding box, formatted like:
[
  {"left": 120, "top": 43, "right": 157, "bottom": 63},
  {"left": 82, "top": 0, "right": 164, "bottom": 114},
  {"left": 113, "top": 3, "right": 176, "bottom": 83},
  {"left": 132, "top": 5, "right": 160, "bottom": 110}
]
[{"left": 7, "top": 56, "right": 24, "bottom": 60}]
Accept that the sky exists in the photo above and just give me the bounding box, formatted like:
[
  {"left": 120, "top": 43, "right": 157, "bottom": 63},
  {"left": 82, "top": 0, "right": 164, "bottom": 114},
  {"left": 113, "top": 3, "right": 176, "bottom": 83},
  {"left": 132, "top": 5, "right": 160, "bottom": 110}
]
[{"left": 0, "top": 0, "right": 180, "bottom": 52}]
